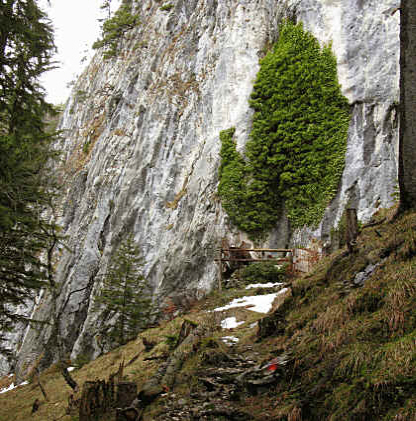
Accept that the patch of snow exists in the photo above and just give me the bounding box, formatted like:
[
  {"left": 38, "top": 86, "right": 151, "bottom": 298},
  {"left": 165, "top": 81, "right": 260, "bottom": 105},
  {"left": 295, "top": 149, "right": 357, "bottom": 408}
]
[
  {"left": 8, "top": 374, "right": 13, "bottom": 378},
  {"left": 213, "top": 289, "right": 289, "bottom": 314},
  {"left": 0, "top": 383, "right": 15, "bottom": 394},
  {"left": 250, "top": 322, "right": 258, "bottom": 328},
  {"left": 221, "top": 336, "right": 239, "bottom": 345},
  {"left": 68, "top": 367, "right": 76, "bottom": 372},
  {"left": 245, "top": 282, "right": 283, "bottom": 289},
  {"left": 221, "top": 317, "right": 245, "bottom": 329},
  {"left": 0, "top": 380, "right": 29, "bottom": 394}
]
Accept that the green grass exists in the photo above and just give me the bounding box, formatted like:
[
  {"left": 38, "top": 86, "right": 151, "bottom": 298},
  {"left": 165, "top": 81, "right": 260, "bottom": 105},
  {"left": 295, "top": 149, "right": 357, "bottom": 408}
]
[{"left": 244, "top": 207, "right": 416, "bottom": 420}]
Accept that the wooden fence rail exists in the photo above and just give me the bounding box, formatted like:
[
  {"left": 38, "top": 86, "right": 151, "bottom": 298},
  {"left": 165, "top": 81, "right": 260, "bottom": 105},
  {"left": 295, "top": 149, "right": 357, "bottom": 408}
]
[{"left": 216, "top": 247, "right": 321, "bottom": 290}]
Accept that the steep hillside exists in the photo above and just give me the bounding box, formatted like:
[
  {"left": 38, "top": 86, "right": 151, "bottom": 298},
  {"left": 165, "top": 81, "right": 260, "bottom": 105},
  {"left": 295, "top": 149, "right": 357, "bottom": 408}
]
[
  {"left": 1, "top": 207, "right": 415, "bottom": 420},
  {"left": 5, "top": 0, "right": 399, "bottom": 379}
]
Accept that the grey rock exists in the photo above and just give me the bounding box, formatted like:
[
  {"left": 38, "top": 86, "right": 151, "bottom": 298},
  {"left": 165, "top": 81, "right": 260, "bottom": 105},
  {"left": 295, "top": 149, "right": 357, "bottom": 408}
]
[
  {"left": 353, "top": 261, "right": 382, "bottom": 287},
  {"left": 353, "top": 272, "right": 367, "bottom": 286},
  {"left": 10, "top": 0, "right": 399, "bottom": 377}
]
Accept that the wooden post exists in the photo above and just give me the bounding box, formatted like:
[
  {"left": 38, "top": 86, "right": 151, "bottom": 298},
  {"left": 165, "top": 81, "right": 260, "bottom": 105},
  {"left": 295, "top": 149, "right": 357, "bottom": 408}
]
[
  {"left": 218, "top": 248, "right": 223, "bottom": 291},
  {"left": 346, "top": 208, "right": 358, "bottom": 253},
  {"left": 289, "top": 250, "right": 294, "bottom": 274}
]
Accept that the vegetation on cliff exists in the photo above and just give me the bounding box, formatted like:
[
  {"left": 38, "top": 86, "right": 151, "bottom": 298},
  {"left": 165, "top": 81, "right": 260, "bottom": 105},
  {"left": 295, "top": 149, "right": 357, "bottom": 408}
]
[
  {"left": 93, "top": 1, "right": 140, "bottom": 59},
  {"left": 218, "top": 21, "right": 350, "bottom": 238}
]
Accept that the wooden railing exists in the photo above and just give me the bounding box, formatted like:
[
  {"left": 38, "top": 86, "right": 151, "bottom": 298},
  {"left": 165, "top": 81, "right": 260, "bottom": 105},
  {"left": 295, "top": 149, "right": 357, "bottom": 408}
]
[{"left": 215, "top": 247, "right": 321, "bottom": 290}]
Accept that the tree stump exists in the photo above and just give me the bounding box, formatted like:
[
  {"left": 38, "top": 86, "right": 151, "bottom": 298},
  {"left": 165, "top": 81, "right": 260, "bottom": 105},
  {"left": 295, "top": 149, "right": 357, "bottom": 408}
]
[
  {"left": 79, "top": 378, "right": 115, "bottom": 421},
  {"left": 116, "top": 382, "right": 137, "bottom": 408}
]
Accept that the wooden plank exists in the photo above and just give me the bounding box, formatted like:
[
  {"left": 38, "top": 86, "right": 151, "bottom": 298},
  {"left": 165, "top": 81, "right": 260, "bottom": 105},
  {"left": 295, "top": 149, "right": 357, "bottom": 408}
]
[
  {"left": 218, "top": 248, "right": 292, "bottom": 253},
  {"left": 295, "top": 248, "right": 319, "bottom": 253},
  {"left": 214, "top": 258, "right": 290, "bottom": 262}
]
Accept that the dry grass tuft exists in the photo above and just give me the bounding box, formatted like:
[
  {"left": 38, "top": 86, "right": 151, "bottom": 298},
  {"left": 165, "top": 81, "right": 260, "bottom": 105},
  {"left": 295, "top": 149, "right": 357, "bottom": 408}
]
[{"left": 312, "top": 302, "right": 349, "bottom": 335}]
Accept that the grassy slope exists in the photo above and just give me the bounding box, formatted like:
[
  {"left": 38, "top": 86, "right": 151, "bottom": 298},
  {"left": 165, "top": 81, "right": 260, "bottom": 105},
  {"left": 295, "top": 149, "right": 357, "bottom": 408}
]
[
  {"left": 0, "top": 207, "right": 415, "bottom": 421},
  {"left": 247, "top": 208, "right": 416, "bottom": 420}
]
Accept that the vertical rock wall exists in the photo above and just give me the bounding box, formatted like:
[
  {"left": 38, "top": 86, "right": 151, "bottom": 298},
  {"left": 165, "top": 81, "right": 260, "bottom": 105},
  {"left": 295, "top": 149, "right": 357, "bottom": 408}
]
[{"left": 10, "top": 0, "right": 399, "bottom": 376}]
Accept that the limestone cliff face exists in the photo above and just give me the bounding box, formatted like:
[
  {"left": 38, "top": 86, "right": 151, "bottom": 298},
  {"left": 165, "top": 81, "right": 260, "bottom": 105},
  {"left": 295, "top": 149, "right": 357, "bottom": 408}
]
[{"left": 12, "top": 0, "right": 399, "bottom": 375}]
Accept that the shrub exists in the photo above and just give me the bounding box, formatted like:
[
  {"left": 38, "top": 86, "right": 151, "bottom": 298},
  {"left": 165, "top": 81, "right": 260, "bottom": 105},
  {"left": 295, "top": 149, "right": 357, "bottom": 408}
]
[
  {"left": 160, "top": 3, "right": 174, "bottom": 11},
  {"left": 164, "top": 334, "right": 179, "bottom": 350},
  {"left": 218, "top": 21, "right": 350, "bottom": 238},
  {"left": 217, "top": 128, "right": 253, "bottom": 232},
  {"left": 240, "top": 262, "right": 287, "bottom": 284}
]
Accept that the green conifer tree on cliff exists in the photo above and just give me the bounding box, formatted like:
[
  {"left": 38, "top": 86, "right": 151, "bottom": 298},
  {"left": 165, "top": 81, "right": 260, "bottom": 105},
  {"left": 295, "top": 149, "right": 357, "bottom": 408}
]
[{"left": 94, "top": 235, "right": 154, "bottom": 346}]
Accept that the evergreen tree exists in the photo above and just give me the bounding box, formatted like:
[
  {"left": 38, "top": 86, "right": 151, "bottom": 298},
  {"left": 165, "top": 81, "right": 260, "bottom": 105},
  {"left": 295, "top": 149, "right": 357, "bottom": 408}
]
[
  {"left": 93, "top": 0, "right": 139, "bottom": 59},
  {"left": 94, "top": 235, "right": 154, "bottom": 346},
  {"left": 0, "top": 0, "right": 58, "bottom": 352}
]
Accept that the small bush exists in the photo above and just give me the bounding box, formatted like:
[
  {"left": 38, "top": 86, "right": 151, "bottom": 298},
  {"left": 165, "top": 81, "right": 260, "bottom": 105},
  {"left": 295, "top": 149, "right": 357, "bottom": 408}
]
[
  {"left": 73, "top": 353, "right": 90, "bottom": 369},
  {"left": 75, "top": 90, "right": 87, "bottom": 103},
  {"left": 160, "top": 3, "right": 174, "bottom": 11},
  {"left": 240, "top": 262, "right": 287, "bottom": 284},
  {"left": 164, "top": 334, "right": 179, "bottom": 350},
  {"left": 82, "top": 140, "right": 91, "bottom": 154}
]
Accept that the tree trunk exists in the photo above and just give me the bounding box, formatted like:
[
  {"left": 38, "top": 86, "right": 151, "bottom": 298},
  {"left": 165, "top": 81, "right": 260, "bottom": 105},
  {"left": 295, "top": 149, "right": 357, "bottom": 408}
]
[
  {"left": 36, "top": 369, "right": 49, "bottom": 401},
  {"left": 120, "top": 276, "right": 128, "bottom": 345},
  {"left": 399, "top": 1, "right": 416, "bottom": 211}
]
